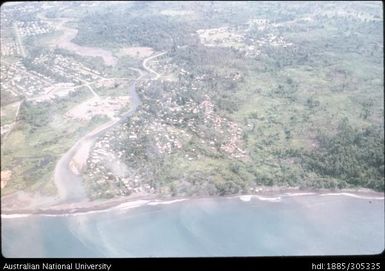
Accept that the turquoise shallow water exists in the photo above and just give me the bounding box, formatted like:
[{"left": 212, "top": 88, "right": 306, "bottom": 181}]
[{"left": 1, "top": 195, "right": 384, "bottom": 257}]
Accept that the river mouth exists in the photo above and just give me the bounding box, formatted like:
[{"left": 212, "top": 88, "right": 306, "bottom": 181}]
[
  {"left": 50, "top": 45, "right": 163, "bottom": 204},
  {"left": 39, "top": 14, "right": 146, "bottom": 203},
  {"left": 2, "top": 195, "right": 383, "bottom": 257}
]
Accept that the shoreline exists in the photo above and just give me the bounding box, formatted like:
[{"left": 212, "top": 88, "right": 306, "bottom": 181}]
[{"left": 2, "top": 187, "right": 383, "bottom": 218}]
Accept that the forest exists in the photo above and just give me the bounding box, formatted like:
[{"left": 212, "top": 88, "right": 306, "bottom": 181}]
[{"left": 76, "top": 1, "right": 384, "bottom": 199}]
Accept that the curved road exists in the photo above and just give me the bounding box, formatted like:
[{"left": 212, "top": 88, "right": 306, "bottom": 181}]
[
  {"left": 54, "top": 52, "right": 166, "bottom": 203},
  {"left": 142, "top": 52, "right": 167, "bottom": 80}
]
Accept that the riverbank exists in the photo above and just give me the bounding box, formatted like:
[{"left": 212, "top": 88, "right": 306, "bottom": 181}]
[{"left": 2, "top": 186, "right": 383, "bottom": 218}]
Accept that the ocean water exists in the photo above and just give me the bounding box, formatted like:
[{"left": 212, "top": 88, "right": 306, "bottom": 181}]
[{"left": 1, "top": 195, "right": 384, "bottom": 257}]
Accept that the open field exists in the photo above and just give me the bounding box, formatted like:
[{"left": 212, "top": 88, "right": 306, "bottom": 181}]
[
  {"left": 115, "top": 47, "right": 154, "bottom": 59},
  {"left": 0, "top": 87, "right": 107, "bottom": 195}
]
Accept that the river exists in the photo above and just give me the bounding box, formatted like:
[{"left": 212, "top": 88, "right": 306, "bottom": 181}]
[
  {"left": 53, "top": 77, "right": 142, "bottom": 203},
  {"left": 45, "top": 13, "right": 166, "bottom": 203},
  {"left": 1, "top": 194, "right": 383, "bottom": 257},
  {"left": 53, "top": 51, "right": 166, "bottom": 203}
]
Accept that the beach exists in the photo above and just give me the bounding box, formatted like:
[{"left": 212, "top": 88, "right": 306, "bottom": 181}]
[
  {"left": 2, "top": 186, "right": 383, "bottom": 218},
  {"left": 2, "top": 192, "right": 383, "bottom": 257}
]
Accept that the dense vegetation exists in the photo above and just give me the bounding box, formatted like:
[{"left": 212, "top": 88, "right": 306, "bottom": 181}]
[
  {"left": 302, "top": 121, "right": 384, "bottom": 191},
  {"left": 77, "top": 1, "right": 384, "bottom": 199}
]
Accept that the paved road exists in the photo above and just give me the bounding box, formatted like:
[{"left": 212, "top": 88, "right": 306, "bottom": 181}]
[
  {"left": 13, "top": 22, "right": 26, "bottom": 57},
  {"left": 142, "top": 52, "right": 167, "bottom": 80},
  {"left": 1, "top": 100, "right": 24, "bottom": 145}
]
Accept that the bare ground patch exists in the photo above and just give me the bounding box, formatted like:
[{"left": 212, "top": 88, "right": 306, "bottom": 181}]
[
  {"left": 1, "top": 170, "right": 12, "bottom": 189},
  {"left": 65, "top": 96, "right": 130, "bottom": 121},
  {"left": 116, "top": 47, "right": 154, "bottom": 59}
]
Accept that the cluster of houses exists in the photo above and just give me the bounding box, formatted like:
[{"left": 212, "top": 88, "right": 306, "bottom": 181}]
[
  {"left": 2, "top": 3, "right": 38, "bottom": 15},
  {"left": 84, "top": 106, "right": 189, "bottom": 198},
  {"left": 258, "top": 33, "right": 293, "bottom": 48},
  {"left": 32, "top": 53, "right": 103, "bottom": 84},
  {"left": 0, "top": 34, "right": 21, "bottom": 56},
  {"left": 83, "top": 63, "right": 248, "bottom": 198},
  {"left": 198, "top": 96, "right": 247, "bottom": 159},
  {"left": 85, "top": 126, "right": 155, "bottom": 197},
  {"left": 197, "top": 26, "right": 244, "bottom": 48},
  {"left": 15, "top": 20, "right": 55, "bottom": 37},
  {"left": 247, "top": 18, "right": 269, "bottom": 31},
  {"left": 1, "top": 61, "right": 54, "bottom": 98},
  {"left": 1, "top": 49, "right": 108, "bottom": 103},
  {"left": 0, "top": 20, "right": 22, "bottom": 57},
  {"left": 2, "top": 10, "right": 106, "bottom": 103},
  {"left": 1, "top": 64, "right": 18, "bottom": 95},
  {"left": 196, "top": 19, "right": 294, "bottom": 57},
  {"left": 319, "top": 9, "right": 382, "bottom": 22}
]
